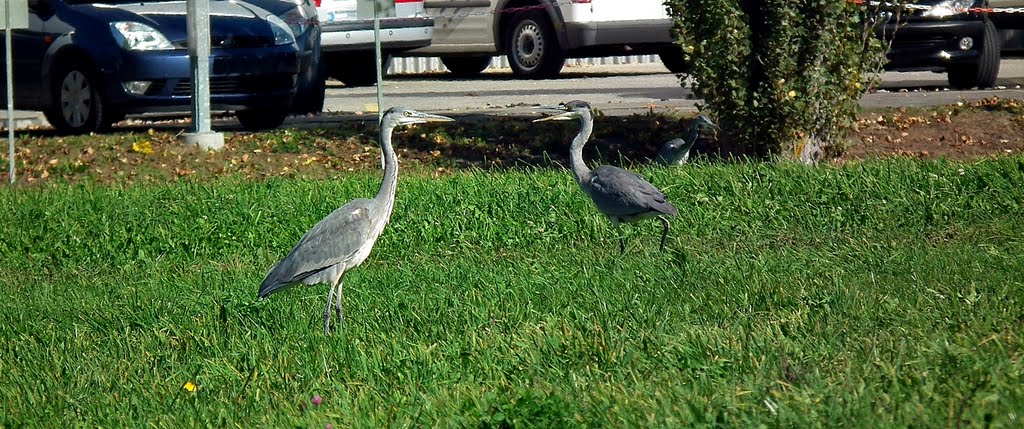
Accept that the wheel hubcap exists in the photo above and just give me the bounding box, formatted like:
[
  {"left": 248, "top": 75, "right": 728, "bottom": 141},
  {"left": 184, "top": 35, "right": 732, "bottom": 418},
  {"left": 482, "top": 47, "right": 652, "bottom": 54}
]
[
  {"left": 60, "top": 71, "right": 92, "bottom": 128},
  {"left": 515, "top": 22, "right": 543, "bottom": 69}
]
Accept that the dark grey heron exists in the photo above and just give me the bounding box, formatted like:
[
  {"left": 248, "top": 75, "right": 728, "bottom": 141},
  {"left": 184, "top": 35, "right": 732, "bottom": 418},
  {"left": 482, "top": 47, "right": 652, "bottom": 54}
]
[
  {"left": 258, "top": 107, "right": 454, "bottom": 334},
  {"left": 534, "top": 100, "right": 678, "bottom": 254},
  {"left": 655, "top": 115, "right": 715, "bottom": 165}
]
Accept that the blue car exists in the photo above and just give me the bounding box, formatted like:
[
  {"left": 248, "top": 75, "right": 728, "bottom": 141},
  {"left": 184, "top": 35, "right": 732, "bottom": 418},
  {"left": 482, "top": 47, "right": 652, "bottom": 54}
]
[
  {"left": 3, "top": 0, "right": 325, "bottom": 134},
  {"left": 248, "top": 0, "right": 326, "bottom": 115}
]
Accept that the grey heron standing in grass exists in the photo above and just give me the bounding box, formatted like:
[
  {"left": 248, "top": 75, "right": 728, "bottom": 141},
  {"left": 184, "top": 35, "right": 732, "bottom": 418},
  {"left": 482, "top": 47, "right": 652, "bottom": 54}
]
[
  {"left": 655, "top": 115, "right": 716, "bottom": 165},
  {"left": 534, "top": 100, "right": 678, "bottom": 254},
  {"left": 258, "top": 107, "right": 454, "bottom": 334}
]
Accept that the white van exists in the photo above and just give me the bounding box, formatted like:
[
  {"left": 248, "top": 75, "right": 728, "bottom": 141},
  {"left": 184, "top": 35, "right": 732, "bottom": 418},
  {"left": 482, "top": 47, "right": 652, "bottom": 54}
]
[
  {"left": 400, "top": 0, "right": 687, "bottom": 78},
  {"left": 316, "top": 0, "right": 435, "bottom": 86}
]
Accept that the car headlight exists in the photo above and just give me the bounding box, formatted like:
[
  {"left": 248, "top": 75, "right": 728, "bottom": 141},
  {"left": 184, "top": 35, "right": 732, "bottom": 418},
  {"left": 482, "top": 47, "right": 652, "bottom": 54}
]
[
  {"left": 279, "top": 7, "right": 308, "bottom": 37},
  {"left": 266, "top": 14, "right": 297, "bottom": 45},
  {"left": 110, "top": 22, "right": 174, "bottom": 51},
  {"left": 922, "top": 0, "right": 976, "bottom": 18}
]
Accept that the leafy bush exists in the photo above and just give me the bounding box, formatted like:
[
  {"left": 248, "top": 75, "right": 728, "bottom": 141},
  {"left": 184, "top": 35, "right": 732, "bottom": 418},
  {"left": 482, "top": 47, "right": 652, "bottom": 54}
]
[{"left": 665, "top": 0, "right": 894, "bottom": 162}]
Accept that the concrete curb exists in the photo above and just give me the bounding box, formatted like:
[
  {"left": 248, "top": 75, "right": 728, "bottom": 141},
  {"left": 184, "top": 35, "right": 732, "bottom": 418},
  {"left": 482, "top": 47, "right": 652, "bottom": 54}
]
[{"left": 0, "top": 111, "right": 49, "bottom": 131}]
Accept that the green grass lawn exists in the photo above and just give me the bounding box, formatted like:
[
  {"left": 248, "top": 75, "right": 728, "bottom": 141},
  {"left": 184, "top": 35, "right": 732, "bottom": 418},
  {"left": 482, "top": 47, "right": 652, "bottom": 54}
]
[{"left": 2, "top": 158, "right": 1023, "bottom": 427}]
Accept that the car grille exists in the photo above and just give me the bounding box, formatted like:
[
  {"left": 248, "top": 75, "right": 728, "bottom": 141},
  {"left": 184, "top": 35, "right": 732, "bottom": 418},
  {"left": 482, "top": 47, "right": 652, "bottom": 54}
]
[
  {"left": 212, "top": 53, "right": 297, "bottom": 75},
  {"left": 171, "top": 36, "right": 277, "bottom": 49},
  {"left": 142, "top": 74, "right": 295, "bottom": 96},
  {"left": 892, "top": 37, "right": 948, "bottom": 49},
  {"left": 211, "top": 35, "right": 275, "bottom": 48}
]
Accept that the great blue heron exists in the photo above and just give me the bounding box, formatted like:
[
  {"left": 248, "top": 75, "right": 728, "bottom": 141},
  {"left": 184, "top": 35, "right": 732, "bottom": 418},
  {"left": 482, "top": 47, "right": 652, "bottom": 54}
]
[
  {"left": 534, "top": 100, "right": 678, "bottom": 254},
  {"left": 655, "top": 115, "right": 715, "bottom": 165},
  {"left": 258, "top": 107, "right": 454, "bottom": 334}
]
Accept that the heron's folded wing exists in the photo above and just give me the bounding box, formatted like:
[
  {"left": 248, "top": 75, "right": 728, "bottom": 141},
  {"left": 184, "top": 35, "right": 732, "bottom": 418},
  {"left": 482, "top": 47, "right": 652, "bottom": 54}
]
[
  {"left": 260, "top": 199, "right": 376, "bottom": 294},
  {"left": 588, "top": 166, "right": 678, "bottom": 216}
]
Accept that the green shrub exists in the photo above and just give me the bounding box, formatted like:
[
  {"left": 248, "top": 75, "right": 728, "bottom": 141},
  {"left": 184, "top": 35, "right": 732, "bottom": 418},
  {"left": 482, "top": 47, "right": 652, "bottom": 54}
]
[{"left": 665, "top": 0, "right": 896, "bottom": 162}]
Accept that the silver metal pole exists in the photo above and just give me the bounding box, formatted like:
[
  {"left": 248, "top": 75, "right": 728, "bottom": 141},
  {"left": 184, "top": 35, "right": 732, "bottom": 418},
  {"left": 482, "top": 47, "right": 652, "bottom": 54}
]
[
  {"left": 373, "top": 1, "right": 383, "bottom": 123},
  {"left": 187, "top": 0, "right": 211, "bottom": 133},
  {"left": 181, "top": 0, "right": 223, "bottom": 150},
  {"left": 5, "top": 0, "right": 15, "bottom": 184}
]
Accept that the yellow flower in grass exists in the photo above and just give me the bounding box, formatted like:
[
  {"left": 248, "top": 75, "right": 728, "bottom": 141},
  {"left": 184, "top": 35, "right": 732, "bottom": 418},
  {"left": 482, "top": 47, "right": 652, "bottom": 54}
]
[
  {"left": 183, "top": 381, "right": 197, "bottom": 392},
  {"left": 132, "top": 140, "right": 154, "bottom": 155}
]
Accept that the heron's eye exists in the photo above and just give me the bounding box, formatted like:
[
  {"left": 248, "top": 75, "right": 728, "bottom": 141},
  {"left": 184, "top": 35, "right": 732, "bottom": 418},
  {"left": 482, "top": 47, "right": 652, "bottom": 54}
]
[{"left": 403, "top": 111, "right": 411, "bottom": 116}]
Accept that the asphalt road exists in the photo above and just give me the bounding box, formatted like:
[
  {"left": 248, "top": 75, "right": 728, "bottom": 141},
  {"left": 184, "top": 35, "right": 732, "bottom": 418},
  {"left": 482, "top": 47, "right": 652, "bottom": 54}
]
[
  {"left": 324, "top": 59, "right": 1024, "bottom": 117},
  {"left": 4, "top": 59, "right": 1024, "bottom": 128}
]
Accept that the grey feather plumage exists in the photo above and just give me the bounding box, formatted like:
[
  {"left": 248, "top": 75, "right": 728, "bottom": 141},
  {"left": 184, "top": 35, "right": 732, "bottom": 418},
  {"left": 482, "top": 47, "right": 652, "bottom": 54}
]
[
  {"left": 534, "top": 100, "right": 681, "bottom": 253},
  {"left": 655, "top": 138, "right": 691, "bottom": 165},
  {"left": 586, "top": 166, "right": 678, "bottom": 219},
  {"left": 258, "top": 198, "right": 376, "bottom": 297},
  {"left": 655, "top": 115, "right": 715, "bottom": 165},
  {"left": 258, "top": 107, "right": 454, "bottom": 334}
]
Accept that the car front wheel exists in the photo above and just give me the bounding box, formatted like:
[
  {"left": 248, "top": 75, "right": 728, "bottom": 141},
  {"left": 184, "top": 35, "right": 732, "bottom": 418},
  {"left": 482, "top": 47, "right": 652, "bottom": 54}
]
[
  {"left": 441, "top": 56, "right": 492, "bottom": 77},
  {"left": 293, "top": 58, "right": 327, "bottom": 115},
  {"left": 44, "top": 62, "right": 113, "bottom": 134},
  {"left": 328, "top": 52, "right": 391, "bottom": 87},
  {"left": 236, "top": 109, "right": 288, "bottom": 131},
  {"left": 504, "top": 10, "right": 565, "bottom": 78},
  {"left": 947, "top": 19, "right": 1000, "bottom": 89},
  {"left": 659, "top": 48, "right": 691, "bottom": 74}
]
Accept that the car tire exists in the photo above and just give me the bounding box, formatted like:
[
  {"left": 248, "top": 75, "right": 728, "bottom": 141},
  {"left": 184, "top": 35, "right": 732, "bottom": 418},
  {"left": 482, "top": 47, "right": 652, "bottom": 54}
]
[
  {"left": 44, "top": 61, "right": 114, "bottom": 135},
  {"left": 236, "top": 109, "right": 288, "bottom": 131},
  {"left": 293, "top": 59, "right": 327, "bottom": 115},
  {"left": 947, "top": 19, "right": 1000, "bottom": 89},
  {"left": 328, "top": 52, "right": 391, "bottom": 87},
  {"left": 441, "top": 56, "right": 492, "bottom": 77},
  {"left": 504, "top": 10, "right": 565, "bottom": 78},
  {"left": 659, "top": 48, "right": 690, "bottom": 74}
]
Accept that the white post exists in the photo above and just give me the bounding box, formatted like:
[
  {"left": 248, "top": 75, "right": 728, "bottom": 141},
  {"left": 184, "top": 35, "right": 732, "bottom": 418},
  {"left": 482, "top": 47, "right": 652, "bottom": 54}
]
[
  {"left": 5, "top": 0, "right": 16, "bottom": 183},
  {"left": 180, "top": 0, "right": 224, "bottom": 150},
  {"left": 374, "top": 1, "right": 384, "bottom": 123}
]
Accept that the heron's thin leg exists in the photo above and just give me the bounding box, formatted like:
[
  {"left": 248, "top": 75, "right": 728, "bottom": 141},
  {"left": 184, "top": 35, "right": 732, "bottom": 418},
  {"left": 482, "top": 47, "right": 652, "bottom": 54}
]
[
  {"left": 614, "top": 222, "right": 626, "bottom": 255},
  {"left": 334, "top": 280, "right": 345, "bottom": 327},
  {"left": 324, "top": 286, "right": 336, "bottom": 335},
  {"left": 659, "top": 216, "right": 671, "bottom": 252}
]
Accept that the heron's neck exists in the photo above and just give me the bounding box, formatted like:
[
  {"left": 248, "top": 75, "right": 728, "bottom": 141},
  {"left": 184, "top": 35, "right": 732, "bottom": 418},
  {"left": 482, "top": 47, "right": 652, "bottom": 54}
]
[
  {"left": 375, "top": 127, "right": 399, "bottom": 207},
  {"left": 681, "top": 127, "right": 699, "bottom": 153},
  {"left": 568, "top": 114, "right": 594, "bottom": 184}
]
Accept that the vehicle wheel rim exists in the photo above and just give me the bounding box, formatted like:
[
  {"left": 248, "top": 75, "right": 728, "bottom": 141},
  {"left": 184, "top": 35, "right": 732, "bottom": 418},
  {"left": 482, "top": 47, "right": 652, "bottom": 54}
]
[
  {"left": 514, "top": 21, "right": 543, "bottom": 69},
  {"left": 60, "top": 70, "right": 92, "bottom": 128}
]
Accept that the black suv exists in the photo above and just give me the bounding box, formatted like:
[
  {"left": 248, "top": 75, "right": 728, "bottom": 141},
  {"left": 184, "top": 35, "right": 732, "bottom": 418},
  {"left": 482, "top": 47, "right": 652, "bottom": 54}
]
[{"left": 880, "top": 0, "right": 1000, "bottom": 89}]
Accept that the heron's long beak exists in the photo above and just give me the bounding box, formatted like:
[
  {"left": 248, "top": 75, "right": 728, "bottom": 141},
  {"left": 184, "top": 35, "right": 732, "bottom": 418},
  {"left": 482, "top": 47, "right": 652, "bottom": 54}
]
[
  {"left": 532, "top": 111, "right": 575, "bottom": 123},
  {"left": 534, "top": 104, "right": 566, "bottom": 111},
  {"left": 412, "top": 112, "right": 456, "bottom": 123}
]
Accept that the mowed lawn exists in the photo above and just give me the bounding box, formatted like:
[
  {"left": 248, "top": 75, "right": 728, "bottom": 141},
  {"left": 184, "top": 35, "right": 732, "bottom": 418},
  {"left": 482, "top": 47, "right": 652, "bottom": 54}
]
[{"left": 1, "top": 158, "right": 1022, "bottom": 427}]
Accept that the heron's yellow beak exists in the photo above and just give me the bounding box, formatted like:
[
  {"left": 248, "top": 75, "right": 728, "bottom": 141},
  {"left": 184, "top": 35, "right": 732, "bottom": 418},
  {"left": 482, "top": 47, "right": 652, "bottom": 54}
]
[
  {"left": 410, "top": 112, "right": 456, "bottom": 124},
  {"left": 532, "top": 111, "right": 576, "bottom": 123}
]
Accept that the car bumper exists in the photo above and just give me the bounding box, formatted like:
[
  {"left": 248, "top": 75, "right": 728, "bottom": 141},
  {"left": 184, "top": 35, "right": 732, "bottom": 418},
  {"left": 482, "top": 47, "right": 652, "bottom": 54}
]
[
  {"left": 881, "top": 19, "right": 987, "bottom": 70},
  {"left": 562, "top": 19, "right": 675, "bottom": 52},
  {"left": 320, "top": 17, "right": 434, "bottom": 51},
  {"left": 103, "top": 47, "right": 299, "bottom": 112}
]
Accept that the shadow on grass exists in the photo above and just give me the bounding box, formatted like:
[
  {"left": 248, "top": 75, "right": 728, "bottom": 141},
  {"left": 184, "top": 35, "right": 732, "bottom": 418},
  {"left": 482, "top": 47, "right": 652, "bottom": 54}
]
[{"left": 4, "top": 112, "right": 728, "bottom": 186}]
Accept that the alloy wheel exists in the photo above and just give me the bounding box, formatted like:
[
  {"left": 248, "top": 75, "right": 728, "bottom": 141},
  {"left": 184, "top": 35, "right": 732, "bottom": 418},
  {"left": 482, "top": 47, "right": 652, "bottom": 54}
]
[
  {"left": 60, "top": 70, "right": 92, "bottom": 128},
  {"left": 514, "top": 21, "right": 544, "bottom": 70}
]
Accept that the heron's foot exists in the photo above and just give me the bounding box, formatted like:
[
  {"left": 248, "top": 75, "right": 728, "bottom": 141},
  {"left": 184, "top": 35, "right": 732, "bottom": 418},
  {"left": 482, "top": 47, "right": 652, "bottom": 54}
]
[
  {"left": 334, "top": 302, "right": 344, "bottom": 328},
  {"left": 618, "top": 237, "right": 626, "bottom": 255}
]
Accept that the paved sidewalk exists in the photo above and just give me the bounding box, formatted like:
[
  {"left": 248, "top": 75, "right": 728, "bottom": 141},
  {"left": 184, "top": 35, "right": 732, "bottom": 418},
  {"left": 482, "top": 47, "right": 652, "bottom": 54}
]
[{"left": 5, "top": 60, "right": 1024, "bottom": 132}]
